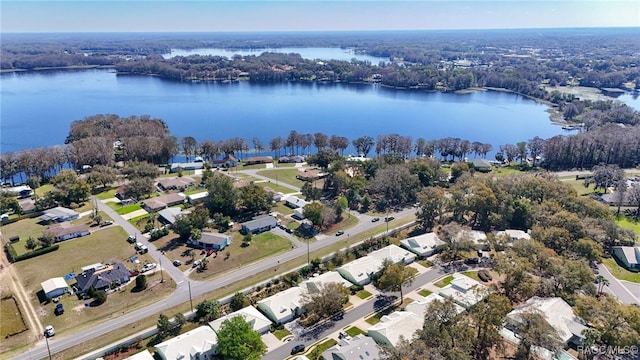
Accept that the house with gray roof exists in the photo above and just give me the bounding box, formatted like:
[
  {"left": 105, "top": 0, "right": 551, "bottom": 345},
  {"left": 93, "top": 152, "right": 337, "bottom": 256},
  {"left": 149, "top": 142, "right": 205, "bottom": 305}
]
[
  {"left": 321, "top": 334, "right": 381, "bottom": 360},
  {"left": 39, "top": 206, "right": 79, "bottom": 223},
  {"left": 142, "top": 193, "right": 185, "bottom": 212},
  {"left": 74, "top": 262, "right": 131, "bottom": 294},
  {"left": 470, "top": 158, "right": 492, "bottom": 172},
  {"left": 400, "top": 232, "right": 445, "bottom": 257},
  {"left": 188, "top": 232, "right": 231, "bottom": 251},
  {"left": 157, "top": 207, "right": 185, "bottom": 226},
  {"left": 43, "top": 222, "right": 90, "bottom": 242},
  {"left": 612, "top": 246, "right": 640, "bottom": 271},
  {"left": 241, "top": 214, "right": 277, "bottom": 234}
]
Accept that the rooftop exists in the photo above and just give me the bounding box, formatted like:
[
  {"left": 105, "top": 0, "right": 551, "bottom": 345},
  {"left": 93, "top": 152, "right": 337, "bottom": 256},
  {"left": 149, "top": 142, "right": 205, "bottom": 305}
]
[
  {"left": 154, "top": 326, "right": 218, "bottom": 360},
  {"left": 209, "top": 306, "right": 271, "bottom": 334},
  {"left": 367, "top": 311, "right": 423, "bottom": 347}
]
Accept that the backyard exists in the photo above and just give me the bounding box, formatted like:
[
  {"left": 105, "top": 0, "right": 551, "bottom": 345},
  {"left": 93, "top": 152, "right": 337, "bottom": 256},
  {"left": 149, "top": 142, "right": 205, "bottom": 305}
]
[{"left": 256, "top": 168, "right": 305, "bottom": 188}]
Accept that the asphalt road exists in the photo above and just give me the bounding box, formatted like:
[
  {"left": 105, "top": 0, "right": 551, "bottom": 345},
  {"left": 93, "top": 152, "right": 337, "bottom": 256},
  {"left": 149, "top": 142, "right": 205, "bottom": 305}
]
[
  {"left": 597, "top": 263, "right": 640, "bottom": 305},
  {"left": 15, "top": 194, "right": 416, "bottom": 360},
  {"left": 263, "top": 267, "right": 447, "bottom": 360}
]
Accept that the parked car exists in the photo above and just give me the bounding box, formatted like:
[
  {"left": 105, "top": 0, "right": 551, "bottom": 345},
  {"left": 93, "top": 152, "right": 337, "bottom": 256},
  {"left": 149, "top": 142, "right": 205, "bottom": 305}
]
[
  {"left": 335, "top": 230, "right": 345, "bottom": 236},
  {"left": 371, "top": 217, "right": 380, "bottom": 222},
  {"left": 206, "top": 248, "right": 215, "bottom": 257},
  {"left": 286, "top": 228, "right": 293, "bottom": 234},
  {"left": 291, "top": 344, "right": 305, "bottom": 355},
  {"left": 173, "top": 260, "right": 182, "bottom": 267},
  {"left": 192, "top": 260, "right": 202, "bottom": 268},
  {"left": 127, "top": 235, "right": 136, "bottom": 243},
  {"left": 100, "top": 220, "right": 113, "bottom": 227},
  {"left": 141, "top": 263, "right": 157, "bottom": 272},
  {"left": 54, "top": 303, "right": 64, "bottom": 316},
  {"left": 44, "top": 325, "right": 55, "bottom": 337},
  {"left": 384, "top": 216, "right": 395, "bottom": 222},
  {"left": 135, "top": 242, "right": 148, "bottom": 253}
]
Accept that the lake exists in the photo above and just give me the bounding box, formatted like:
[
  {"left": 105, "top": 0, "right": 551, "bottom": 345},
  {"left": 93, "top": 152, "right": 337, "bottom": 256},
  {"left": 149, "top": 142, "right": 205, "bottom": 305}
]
[
  {"left": 1, "top": 69, "right": 565, "bottom": 157},
  {"left": 163, "top": 47, "right": 388, "bottom": 64}
]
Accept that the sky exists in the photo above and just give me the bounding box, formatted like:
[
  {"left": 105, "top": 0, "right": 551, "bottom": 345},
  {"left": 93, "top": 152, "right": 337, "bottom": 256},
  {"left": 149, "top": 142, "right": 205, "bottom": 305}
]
[{"left": 1, "top": 0, "right": 639, "bottom": 33}]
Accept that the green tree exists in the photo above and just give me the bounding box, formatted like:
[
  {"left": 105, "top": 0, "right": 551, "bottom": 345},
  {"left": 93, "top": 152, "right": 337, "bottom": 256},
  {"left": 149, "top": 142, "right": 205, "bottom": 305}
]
[
  {"left": 469, "top": 294, "right": 512, "bottom": 360},
  {"left": 86, "top": 164, "right": 117, "bottom": 189},
  {"left": 216, "top": 316, "right": 267, "bottom": 360},
  {"left": 124, "top": 161, "right": 159, "bottom": 179},
  {"left": 300, "top": 282, "right": 349, "bottom": 323},
  {"left": 376, "top": 263, "right": 418, "bottom": 303},
  {"left": 195, "top": 299, "right": 220, "bottom": 323},
  {"left": 24, "top": 237, "right": 37, "bottom": 251},
  {"left": 199, "top": 257, "right": 209, "bottom": 270},
  {"left": 49, "top": 169, "right": 91, "bottom": 206},
  {"left": 207, "top": 174, "right": 237, "bottom": 216},
  {"left": 303, "top": 202, "right": 324, "bottom": 229},
  {"left": 125, "top": 176, "right": 154, "bottom": 200},
  {"left": 174, "top": 312, "right": 186, "bottom": 332},
  {"left": 135, "top": 274, "right": 147, "bottom": 290},
  {"left": 514, "top": 311, "right": 561, "bottom": 360},
  {"left": 230, "top": 292, "right": 249, "bottom": 311},
  {"left": 352, "top": 136, "right": 375, "bottom": 157},
  {"left": 416, "top": 186, "right": 448, "bottom": 231},
  {"left": 185, "top": 249, "right": 196, "bottom": 262},
  {"left": 238, "top": 184, "right": 272, "bottom": 215},
  {"left": 172, "top": 214, "right": 194, "bottom": 239},
  {"left": 0, "top": 194, "right": 21, "bottom": 215},
  {"left": 39, "top": 234, "right": 54, "bottom": 248},
  {"left": 157, "top": 313, "right": 172, "bottom": 337}
]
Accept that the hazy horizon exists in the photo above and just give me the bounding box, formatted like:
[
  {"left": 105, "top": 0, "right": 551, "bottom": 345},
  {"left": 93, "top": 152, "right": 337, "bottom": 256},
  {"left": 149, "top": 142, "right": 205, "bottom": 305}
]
[{"left": 2, "top": 1, "right": 639, "bottom": 33}]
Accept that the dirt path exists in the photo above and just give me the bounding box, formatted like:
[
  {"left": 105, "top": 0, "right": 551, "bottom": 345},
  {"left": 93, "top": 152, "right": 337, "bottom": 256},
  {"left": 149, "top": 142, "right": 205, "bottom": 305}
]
[{"left": 0, "top": 236, "right": 44, "bottom": 349}]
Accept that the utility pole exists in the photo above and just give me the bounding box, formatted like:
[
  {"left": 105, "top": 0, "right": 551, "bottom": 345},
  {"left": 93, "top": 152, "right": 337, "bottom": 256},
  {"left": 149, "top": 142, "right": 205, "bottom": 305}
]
[
  {"left": 188, "top": 281, "right": 193, "bottom": 312},
  {"left": 159, "top": 256, "right": 164, "bottom": 283},
  {"left": 45, "top": 335, "right": 52, "bottom": 360},
  {"left": 307, "top": 239, "right": 310, "bottom": 265}
]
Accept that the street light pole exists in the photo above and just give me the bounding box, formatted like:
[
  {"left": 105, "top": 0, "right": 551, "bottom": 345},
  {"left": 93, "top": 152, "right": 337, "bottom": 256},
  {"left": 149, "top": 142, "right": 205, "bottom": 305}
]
[{"left": 307, "top": 239, "right": 310, "bottom": 265}]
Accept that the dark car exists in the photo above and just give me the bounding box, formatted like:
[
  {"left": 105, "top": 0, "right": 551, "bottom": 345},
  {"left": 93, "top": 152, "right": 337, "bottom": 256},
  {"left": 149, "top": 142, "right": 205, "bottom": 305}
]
[
  {"left": 54, "top": 303, "right": 64, "bottom": 315},
  {"left": 371, "top": 217, "right": 380, "bottom": 222},
  {"left": 335, "top": 230, "right": 344, "bottom": 236},
  {"left": 173, "top": 259, "right": 182, "bottom": 266},
  {"left": 127, "top": 235, "right": 136, "bottom": 243},
  {"left": 291, "top": 344, "right": 306, "bottom": 355},
  {"left": 100, "top": 220, "right": 113, "bottom": 227},
  {"left": 384, "top": 216, "right": 395, "bottom": 222}
]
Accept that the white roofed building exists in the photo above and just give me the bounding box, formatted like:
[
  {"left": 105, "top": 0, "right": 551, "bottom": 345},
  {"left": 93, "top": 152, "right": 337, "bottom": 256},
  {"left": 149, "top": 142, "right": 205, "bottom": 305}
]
[
  {"left": 400, "top": 232, "right": 445, "bottom": 257},
  {"left": 336, "top": 256, "right": 385, "bottom": 286},
  {"left": 612, "top": 246, "right": 640, "bottom": 271},
  {"left": 405, "top": 293, "right": 465, "bottom": 319},
  {"left": 257, "top": 287, "right": 304, "bottom": 324},
  {"left": 40, "top": 277, "right": 69, "bottom": 299},
  {"left": 457, "top": 229, "right": 489, "bottom": 249},
  {"left": 368, "top": 244, "right": 416, "bottom": 265},
  {"left": 321, "top": 334, "right": 381, "bottom": 360},
  {"left": 298, "top": 271, "right": 352, "bottom": 294},
  {"left": 124, "top": 350, "right": 155, "bottom": 360},
  {"left": 209, "top": 306, "right": 271, "bottom": 335},
  {"left": 439, "top": 273, "right": 489, "bottom": 308},
  {"left": 367, "top": 311, "right": 423, "bottom": 347},
  {"left": 154, "top": 326, "right": 218, "bottom": 360},
  {"left": 495, "top": 229, "right": 531, "bottom": 241}
]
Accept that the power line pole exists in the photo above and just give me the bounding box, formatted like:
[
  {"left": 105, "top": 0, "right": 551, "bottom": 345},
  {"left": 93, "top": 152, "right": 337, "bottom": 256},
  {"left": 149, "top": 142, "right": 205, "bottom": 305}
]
[
  {"left": 45, "top": 335, "right": 52, "bottom": 360},
  {"left": 188, "top": 281, "right": 193, "bottom": 312}
]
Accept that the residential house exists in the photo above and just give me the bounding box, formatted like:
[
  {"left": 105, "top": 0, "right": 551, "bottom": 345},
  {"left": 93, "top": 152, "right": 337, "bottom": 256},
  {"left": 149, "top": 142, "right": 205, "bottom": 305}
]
[
  {"left": 470, "top": 158, "right": 492, "bottom": 172},
  {"left": 158, "top": 207, "right": 186, "bottom": 226},
  {"left": 495, "top": 229, "right": 531, "bottom": 242},
  {"left": 74, "top": 262, "right": 131, "bottom": 294},
  {"left": 321, "top": 334, "right": 381, "bottom": 360},
  {"left": 157, "top": 176, "right": 195, "bottom": 191},
  {"left": 600, "top": 191, "right": 634, "bottom": 206},
  {"left": 299, "top": 271, "right": 353, "bottom": 294},
  {"left": 187, "top": 191, "right": 209, "bottom": 205},
  {"left": 439, "top": 273, "right": 489, "bottom": 308},
  {"left": 142, "top": 193, "right": 185, "bottom": 212},
  {"left": 39, "top": 206, "right": 80, "bottom": 223},
  {"left": 209, "top": 306, "right": 271, "bottom": 335},
  {"left": 279, "top": 155, "right": 305, "bottom": 163},
  {"left": 456, "top": 229, "right": 488, "bottom": 249},
  {"left": 210, "top": 153, "right": 239, "bottom": 169},
  {"left": 155, "top": 326, "right": 218, "bottom": 360},
  {"left": 169, "top": 162, "right": 204, "bottom": 173},
  {"left": 400, "top": 232, "right": 445, "bottom": 257},
  {"left": 612, "top": 246, "right": 640, "bottom": 271},
  {"left": 368, "top": 244, "right": 416, "bottom": 265},
  {"left": 367, "top": 311, "right": 423, "bottom": 347},
  {"left": 1, "top": 185, "right": 33, "bottom": 198},
  {"left": 124, "top": 350, "right": 155, "bottom": 360},
  {"left": 244, "top": 156, "right": 273, "bottom": 165},
  {"left": 405, "top": 293, "right": 465, "bottom": 319},
  {"left": 188, "top": 232, "right": 231, "bottom": 251},
  {"left": 43, "top": 222, "right": 90, "bottom": 242},
  {"left": 257, "top": 287, "right": 304, "bottom": 324},
  {"left": 285, "top": 195, "right": 309, "bottom": 209},
  {"left": 296, "top": 169, "right": 328, "bottom": 181},
  {"left": 505, "top": 297, "right": 588, "bottom": 347},
  {"left": 40, "top": 277, "right": 69, "bottom": 299},
  {"left": 241, "top": 214, "right": 278, "bottom": 234},
  {"left": 293, "top": 208, "right": 306, "bottom": 220},
  {"left": 336, "top": 255, "right": 386, "bottom": 286}
]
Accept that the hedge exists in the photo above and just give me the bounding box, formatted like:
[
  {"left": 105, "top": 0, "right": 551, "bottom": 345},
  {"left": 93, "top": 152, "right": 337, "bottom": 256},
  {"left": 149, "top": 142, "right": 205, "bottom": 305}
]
[
  {"left": 4, "top": 243, "right": 18, "bottom": 262},
  {"left": 6, "top": 244, "right": 60, "bottom": 263}
]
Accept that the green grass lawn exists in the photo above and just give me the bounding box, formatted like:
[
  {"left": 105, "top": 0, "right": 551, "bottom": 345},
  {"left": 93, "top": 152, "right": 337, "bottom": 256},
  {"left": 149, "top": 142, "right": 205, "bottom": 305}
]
[
  {"left": 255, "top": 181, "right": 297, "bottom": 195},
  {"left": 1, "top": 218, "right": 47, "bottom": 254},
  {"left": 306, "top": 338, "right": 338, "bottom": 360},
  {"left": 491, "top": 166, "right": 523, "bottom": 177},
  {"left": 35, "top": 184, "right": 54, "bottom": 197},
  {"left": 602, "top": 258, "right": 640, "bottom": 283},
  {"left": 417, "top": 260, "right": 433, "bottom": 268},
  {"left": 434, "top": 275, "right": 454, "bottom": 288},
  {"left": 418, "top": 289, "right": 432, "bottom": 297},
  {"left": 616, "top": 217, "right": 640, "bottom": 237},
  {"left": 356, "top": 289, "right": 372, "bottom": 299},
  {"left": 345, "top": 326, "right": 365, "bottom": 337},
  {"left": 240, "top": 163, "right": 268, "bottom": 170},
  {"left": 94, "top": 187, "right": 118, "bottom": 200},
  {"left": 273, "top": 202, "right": 295, "bottom": 215},
  {"left": 110, "top": 202, "right": 144, "bottom": 215},
  {"left": 189, "top": 231, "right": 292, "bottom": 280},
  {"left": 272, "top": 327, "right": 291, "bottom": 340},
  {"left": 463, "top": 271, "right": 481, "bottom": 282},
  {"left": 256, "top": 168, "right": 304, "bottom": 188}
]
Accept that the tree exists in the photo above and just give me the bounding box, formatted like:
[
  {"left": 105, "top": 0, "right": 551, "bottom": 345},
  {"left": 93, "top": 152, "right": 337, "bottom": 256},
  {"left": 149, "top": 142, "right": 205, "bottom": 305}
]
[
  {"left": 230, "top": 292, "right": 249, "bottom": 311},
  {"left": 181, "top": 136, "right": 197, "bottom": 162},
  {"left": 313, "top": 132, "right": 328, "bottom": 151},
  {"left": 300, "top": 282, "right": 349, "bottom": 322},
  {"left": 135, "top": 274, "right": 147, "bottom": 290},
  {"left": 206, "top": 174, "right": 238, "bottom": 216},
  {"left": 86, "top": 165, "right": 117, "bottom": 189},
  {"left": 238, "top": 184, "right": 272, "bottom": 215},
  {"left": 352, "top": 136, "right": 375, "bottom": 157},
  {"left": 25, "top": 237, "right": 37, "bottom": 251},
  {"left": 157, "top": 313, "right": 172, "bottom": 337},
  {"left": 304, "top": 202, "right": 324, "bottom": 229},
  {"left": 185, "top": 249, "right": 196, "bottom": 262},
  {"left": 49, "top": 169, "right": 91, "bottom": 206},
  {"left": 172, "top": 214, "right": 194, "bottom": 239},
  {"left": 306, "top": 148, "right": 340, "bottom": 170},
  {"left": 469, "top": 294, "right": 512, "bottom": 360},
  {"left": 216, "top": 316, "right": 266, "bottom": 360},
  {"left": 125, "top": 176, "right": 154, "bottom": 200},
  {"left": 39, "top": 234, "right": 54, "bottom": 248},
  {"left": 514, "top": 311, "right": 561, "bottom": 360},
  {"left": 588, "top": 164, "right": 624, "bottom": 194},
  {"left": 516, "top": 141, "right": 528, "bottom": 164},
  {"left": 377, "top": 263, "right": 418, "bottom": 303},
  {"left": 527, "top": 136, "right": 545, "bottom": 167},
  {"left": 196, "top": 299, "right": 220, "bottom": 323},
  {"left": 595, "top": 274, "right": 609, "bottom": 295}
]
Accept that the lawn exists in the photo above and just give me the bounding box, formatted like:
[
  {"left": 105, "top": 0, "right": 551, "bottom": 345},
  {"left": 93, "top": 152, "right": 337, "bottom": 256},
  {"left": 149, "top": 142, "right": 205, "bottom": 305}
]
[
  {"left": 345, "top": 326, "right": 365, "bottom": 337},
  {"left": 14, "top": 226, "right": 168, "bottom": 335},
  {"left": 434, "top": 275, "right": 454, "bottom": 288},
  {"left": 306, "top": 338, "right": 338, "bottom": 360},
  {"left": 561, "top": 178, "right": 599, "bottom": 196},
  {"left": 35, "top": 184, "right": 54, "bottom": 197},
  {"left": 356, "top": 289, "right": 372, "bottom": 299},
  {"left": 189, "top": 231, "right": 293, "bottom": 280},
  {"left": 94, "top": 187, "right": 118, "bottom": 200},
  {"left": 1, "top": 217, "right": 48, "bottom": 253},
  {"left": 418, "top": 289, "right": 432, "bottom": 297},
  {"left": 256, "top": 168, "right": 304, "bottom": 188},
  {"left": 463, "top": 271, "right": 481, "bottom": 282},
  {"left": 255, "top": 181, "right": 297, "bottom": 195},
  {"left": 0, "top": 296, "right": 27, "bottom": 338},
  {"left": 273, "top": 202, "right": 295, "bottom": 216},
  {"left": 272, "top": 327, "right": 291, "bottom": 340},
  {"left": 616, "top": 216, "right": 640, "bottom": 237},
  {"left": 110, "top": 202, "right": 144, "bottom": 215},
  {"left": 602, "top": 258, "right": 640, "bottom": 283}
]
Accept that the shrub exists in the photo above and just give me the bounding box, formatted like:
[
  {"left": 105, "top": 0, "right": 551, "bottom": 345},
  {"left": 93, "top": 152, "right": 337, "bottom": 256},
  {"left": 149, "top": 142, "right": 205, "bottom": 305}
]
[
  {"left": 12, "top": 245, "right": 60, "bottom": 262},
  {"left": 135, "top": 274, "right": 147, "bottom": 290},
  {"left": 478, "top": 269, "right": 492, "bottom": 282}
]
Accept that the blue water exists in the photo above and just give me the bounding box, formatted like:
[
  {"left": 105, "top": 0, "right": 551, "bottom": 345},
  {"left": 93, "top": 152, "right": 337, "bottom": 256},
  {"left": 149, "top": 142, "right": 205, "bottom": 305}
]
[
  {"left": 1, "top": 69, "right": 564, "bottom": 156},
  {"left": 163, "top": 47, "right": 388, "bottom": 64}
]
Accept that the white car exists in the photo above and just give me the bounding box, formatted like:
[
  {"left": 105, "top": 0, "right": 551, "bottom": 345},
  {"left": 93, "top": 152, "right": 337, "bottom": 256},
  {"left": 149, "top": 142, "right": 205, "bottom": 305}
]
[
  {"left": 141, "top": 263, "right": 157, "bottom": 272},
  {"left": 44, "top": 325, "right": 55, "bottom": 337}
]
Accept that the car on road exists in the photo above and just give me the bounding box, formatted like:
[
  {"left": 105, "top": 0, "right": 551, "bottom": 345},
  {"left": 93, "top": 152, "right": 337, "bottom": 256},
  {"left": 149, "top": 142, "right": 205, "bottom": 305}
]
[
  {"left": 291, "top": 344, "right": 305, "bottom": 355},
  {"left": 384, "top": 216, "right": 395, "bottom": 222},
  {"left": 192, "top": 260, "right": 202, "bottom": 268},
  {"left": 44, "top": 325, "right": 55, "bottom": 337},
  {"left": 371, "top": 217, "right": 380, "bottom": 222},
  {"left": 54, "top": 303, "right": 64, "bottom": 316},
  {"left": 100, "top": 220, "right": 113, "bottom": 227},
  {"left": 173, "top": 260, "right": 182, "bottom": 267},
  {"left": 335, "top": 230, "right": 344, "bottom": 236},
  {"left": 141, "top": 263, "right": 157, "bottom": 272},
  {"left": 135, "top": 242, "right": 148, "bottom": 254},
  {"left": 286, "top": 228, "right": 293, "bottom": 234}
]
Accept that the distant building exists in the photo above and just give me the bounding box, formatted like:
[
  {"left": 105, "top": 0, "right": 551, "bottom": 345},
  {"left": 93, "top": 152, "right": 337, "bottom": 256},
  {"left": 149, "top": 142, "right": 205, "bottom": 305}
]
[
  {"left": 188, "top": 232, "right": 231, "bottom": 251},
  {"left": 296, "top": 169, "right": 328, "bottom": 181},
  {"left": 244, "top": 156, "right": 273, "bottom": 165},
  {"left": 241, "top": 214, "right": 277, "bottom": 234},
  {"left": 142, "top": 193, "right": 185, "bottom": 212},
  {"left": 400, "top": 232, "right": 445, "bottom": 257},
  {"left": 40, "top": 277, "right": 69, "bottom": 299},
  {"left": 43, "top": 222, "right": 90, "bottom": 242},
  {"left": 169, "top": 162, "right": 204, "bottom": 173},
  {"left": 612, "top": 246, "right": 640, "bottom": 271},
  {"left": 157, "top": 176, "right": 195, "bottom": 191},
  {"left": 155, "top": 326, "right": 218, "bottom": 360},
  {"left": 470, "top": 158, "right": 492, "bottom": 172},
  {"left": 39, "top": 206, "right": 80, "bottom": 223},
  {"left": 321, "top": 334, "right": 381, "bottom": 360},
  {"left": 74, "top": 262, "right": 131, "bottom": 294}
]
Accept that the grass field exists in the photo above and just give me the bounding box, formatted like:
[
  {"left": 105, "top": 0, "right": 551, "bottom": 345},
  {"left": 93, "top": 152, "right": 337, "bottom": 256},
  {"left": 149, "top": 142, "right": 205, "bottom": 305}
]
[
  {"left": 418, "top": 289, "right": 432, "bottom": 297},
  {"left": 0, "top": 296, "right": 27, "bottom": 338},
  {"left": 616, "top": 216, "right": 640, "bottom": 237},
  {"left": 463, "top": 271, "right": 481, "bottom": 282},
  {"left": 435, "top": 275, "right": 454, "bottom": 288},
  {"left": 345, "top": 326, "right": 365, "bottom": 337},
  {"left": 1, "top": 217, "right": 47, "bottom": 253},
  {"left": 272, "top": 327, "right": 291, "bottom": 340},
  {"left": 112, "top": 202, "right": 144, "bottom": 215},
  {"left": 273, "top": 202, "right": 295, "bottom": 216},
  {"left": 94, "top": 187, "right": 118, "bottom": 200},
  {"left": 602, "top": 258, "right": 640, "bottom": 283},
  {"left": 35, "top": 184, "right": 54, "bottom": 197},
  {"left": 306, "top": 338, "right": 338, "bottom": 360},
  {"left": 256, "top": 168, "right": 304, "bottom": 188},
  {"left": 254, "top": 181, "right": 297, "bottom": 195},
  {"left": 356, "top": 289, "right": 372, "bottom": 299}
]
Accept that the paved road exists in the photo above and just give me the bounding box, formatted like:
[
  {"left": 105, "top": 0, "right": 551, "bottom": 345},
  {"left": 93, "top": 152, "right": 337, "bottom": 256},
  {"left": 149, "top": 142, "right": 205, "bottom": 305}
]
[
  {"left": 263, "top": 267, "right": 446, "bottom": 360},
  {"left": 15, "top": 198, "right": 417, "bottom": 359},
  {"left": 597, "top": 263, "right": 640, "bottom": 305}
]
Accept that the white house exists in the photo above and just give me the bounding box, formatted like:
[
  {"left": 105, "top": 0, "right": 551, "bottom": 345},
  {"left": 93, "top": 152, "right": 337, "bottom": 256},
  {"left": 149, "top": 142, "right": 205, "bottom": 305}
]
[
  {"left": 257, "top": 287, "right": 304, "bottom": 324},
  {"left": 154, "top": 326, "right": 218, "bottom": 360},
  {"left": 124, "top": 350, "right": 155, "bottom": 360},
  {"left": 209, "top": 306, "right": 271, "bottom": 335},
  {"left": 367, "top": 311, "right": 423, "bottom": 347},
  {"left": 611, "top": 246, "right": 640, "bottom": 271},
  {"left": 299, "top": 271, "right": 353, "bottom": 294},
  {"left": 405, "top": 293, "right": 465, "bottom": 319},
  {"left": 439, "top": 273, "right": 489, "bottom": 308},
  {"left": 40, "top": 277, "right": 69, "bottom": 299},
  {"left": 39, "top": 206, "right": 79, "bottom": 223},
  {"left": 495, "top": 229, "right": 531, "bottom": 241},
  {"left": 336, "top": 256, "right": 385, "bottom": 286},
  {"left": 285, "top": 195, "right": 309, "bottom": 209},
  {"left": 368, "top": 244, "right": 416, "bottom": 265},
  {"left": 400, "top": 232, "right": 445, "bottom": 257},
  {"left": 187, "top": 191, "right": 209, "bottom": 205},
  {"left": 506, "top": 297, "right": 588, "bottom": 347},
  {"left": 293, "top": 208, "right": 305, "bottom": 220},
  {"left": 321, "top": 334, "right": 381, "bottom": 360},
  {"left": 457, "top": 229, "right": 488, "bottom": 249}
]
